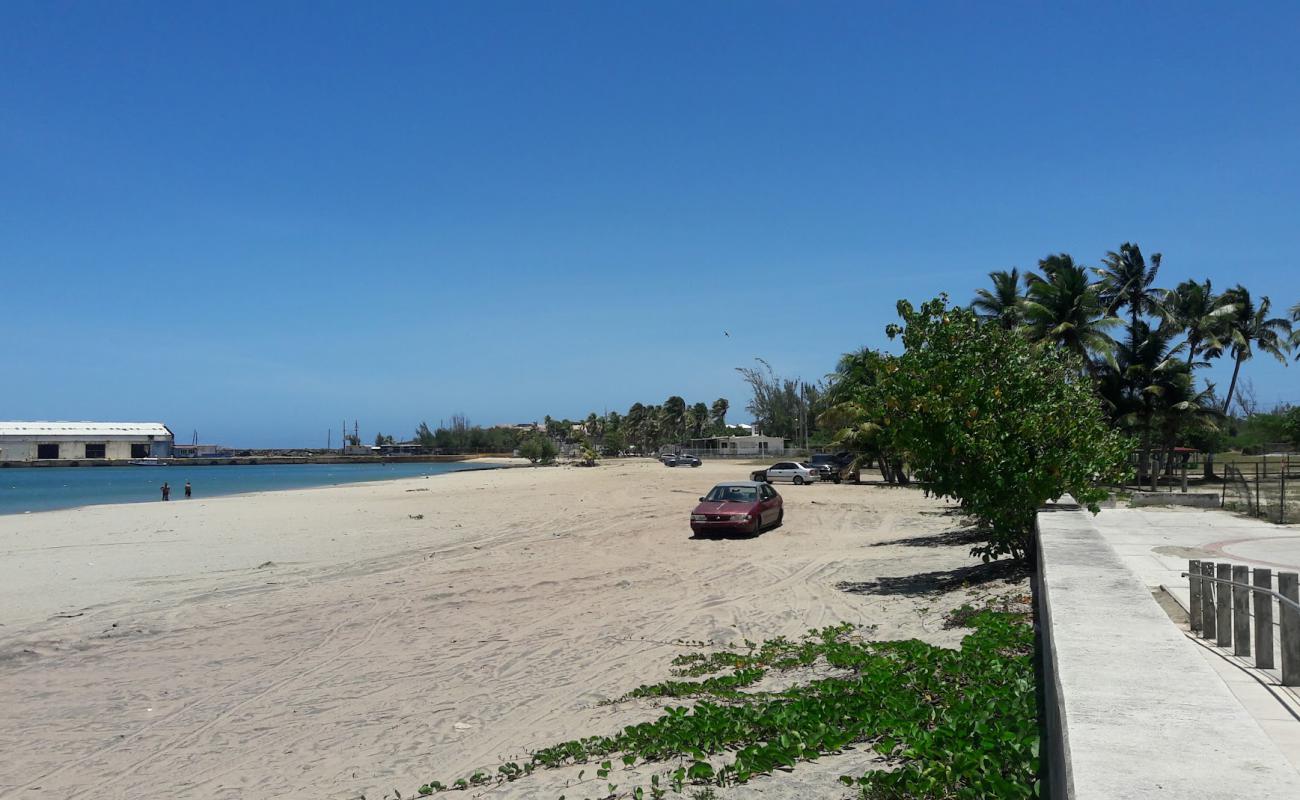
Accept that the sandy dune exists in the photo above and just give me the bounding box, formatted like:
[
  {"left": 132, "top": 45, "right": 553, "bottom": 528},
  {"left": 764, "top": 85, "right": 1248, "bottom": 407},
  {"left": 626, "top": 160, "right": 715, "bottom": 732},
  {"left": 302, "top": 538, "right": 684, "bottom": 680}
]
[{"left": 0, "top": 459, "right": 1023, "bottom": 799}]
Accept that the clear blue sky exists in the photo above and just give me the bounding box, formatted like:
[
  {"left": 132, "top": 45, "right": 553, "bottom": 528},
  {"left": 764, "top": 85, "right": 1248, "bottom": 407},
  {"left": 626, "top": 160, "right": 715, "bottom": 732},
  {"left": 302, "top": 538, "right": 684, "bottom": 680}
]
[{"left": 3, "top": 1, "right": 1297, "bottom": 446}]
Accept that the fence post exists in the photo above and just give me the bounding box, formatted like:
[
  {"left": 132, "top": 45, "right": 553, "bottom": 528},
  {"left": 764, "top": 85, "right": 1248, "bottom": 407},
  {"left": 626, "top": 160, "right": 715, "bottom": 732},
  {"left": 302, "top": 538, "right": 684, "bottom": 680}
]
[
  {"left": 1216, "top": 563, "right": 1233, "bottom": 648},
  {"left": 1281, "top": 572, "right": 1300, "bottom": 687},
  {"left": 1255, "top": 568, "right": 1274, "bottom": 670},
  {"left": 1233, "top": 565, "right": 1251, "bottom": 657},
  {"left": 1201, "top": 561, "right": 1217, "bottom": 640},
  {"left": 1189, "top": 560, "right": 1202, "bottom": 632},
  {"left": 1256, "top": 463, "right": 1262, "bottom": 518}
]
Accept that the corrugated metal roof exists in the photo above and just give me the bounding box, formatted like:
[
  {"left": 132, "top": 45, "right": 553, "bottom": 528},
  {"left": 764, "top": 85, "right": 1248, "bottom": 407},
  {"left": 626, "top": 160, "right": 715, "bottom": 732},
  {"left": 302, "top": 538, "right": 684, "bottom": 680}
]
[{"left": 0, "top": 421, "right": 173, "bottom": 437}]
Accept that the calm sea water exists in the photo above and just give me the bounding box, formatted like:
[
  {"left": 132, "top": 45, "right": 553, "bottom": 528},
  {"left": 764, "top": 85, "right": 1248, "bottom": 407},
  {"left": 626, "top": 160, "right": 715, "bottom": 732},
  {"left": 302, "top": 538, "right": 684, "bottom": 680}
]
[{"left": 0, "top": 462, "right": 496, "bottom": 516}]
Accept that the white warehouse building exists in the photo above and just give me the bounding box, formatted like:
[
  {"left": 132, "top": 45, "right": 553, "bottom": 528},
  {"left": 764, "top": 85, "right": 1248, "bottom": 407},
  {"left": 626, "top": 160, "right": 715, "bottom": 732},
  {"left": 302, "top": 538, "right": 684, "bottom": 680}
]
[{"left": 0, "top": 421, "right": 174, "bottom": 462}]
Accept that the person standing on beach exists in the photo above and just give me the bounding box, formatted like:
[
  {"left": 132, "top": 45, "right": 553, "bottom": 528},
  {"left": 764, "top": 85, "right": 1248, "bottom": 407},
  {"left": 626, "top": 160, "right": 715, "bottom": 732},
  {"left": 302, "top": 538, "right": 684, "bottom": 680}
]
[
  {"left": 184, "top": 481, "right": 192, "bottom": 498},
  {"left": 161, "top": 482, "right": 170, "bottom": 501}
]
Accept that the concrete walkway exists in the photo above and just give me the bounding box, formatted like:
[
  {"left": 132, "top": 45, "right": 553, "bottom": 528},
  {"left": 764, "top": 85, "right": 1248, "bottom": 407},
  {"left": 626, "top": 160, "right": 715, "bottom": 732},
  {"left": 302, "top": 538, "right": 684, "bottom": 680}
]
[{"left": 1091, "top": 506, "right": 1300, "bottom": 773}]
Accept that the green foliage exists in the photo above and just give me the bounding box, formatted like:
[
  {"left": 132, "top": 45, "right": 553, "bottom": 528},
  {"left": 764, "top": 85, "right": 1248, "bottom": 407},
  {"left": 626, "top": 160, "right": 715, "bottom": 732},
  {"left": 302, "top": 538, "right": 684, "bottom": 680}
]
[
  {"left": 518, "top": 432, "right": 558, "bottom": 464},
  {"left": 413, "top": 417, "right": 520, "bottom": 453},
  {"left": 881, "top": 297, "right": 1130, "bottom": 559},
  {"left": 1227, "top": 405, "right": 1300, "bottom": 452},
  {"left": 735, "top": 358, "right": 822, "bottom": 443},
  {"left": 422, "top": 613, "right": 1037, "bottom": 799}
]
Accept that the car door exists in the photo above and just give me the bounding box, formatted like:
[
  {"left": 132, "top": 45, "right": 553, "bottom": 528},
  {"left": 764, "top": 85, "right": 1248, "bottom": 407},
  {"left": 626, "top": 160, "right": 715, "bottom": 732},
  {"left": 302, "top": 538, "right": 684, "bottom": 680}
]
[
  {"left": 760, "top": 484, "right": 778, "bottom": 522},
  {"left": 768, "top": 462, "right": 792, "bottom": 482}
]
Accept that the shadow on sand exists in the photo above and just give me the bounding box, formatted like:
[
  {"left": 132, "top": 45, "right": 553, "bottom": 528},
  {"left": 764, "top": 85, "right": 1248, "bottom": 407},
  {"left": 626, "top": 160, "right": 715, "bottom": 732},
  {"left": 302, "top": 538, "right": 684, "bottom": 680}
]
[
  {"left": 836, "top": 559, "right": 1030, "bottom": 597},
  {"left": 868, "top": 526, "right": 988, "bottom": 549}
]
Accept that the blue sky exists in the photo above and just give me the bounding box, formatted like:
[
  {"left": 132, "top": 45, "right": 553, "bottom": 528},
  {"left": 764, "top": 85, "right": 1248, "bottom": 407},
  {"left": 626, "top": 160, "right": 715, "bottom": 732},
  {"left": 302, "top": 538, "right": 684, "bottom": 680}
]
[{"left": 3, "top": 1, "right": 1297, "bottom": 446}]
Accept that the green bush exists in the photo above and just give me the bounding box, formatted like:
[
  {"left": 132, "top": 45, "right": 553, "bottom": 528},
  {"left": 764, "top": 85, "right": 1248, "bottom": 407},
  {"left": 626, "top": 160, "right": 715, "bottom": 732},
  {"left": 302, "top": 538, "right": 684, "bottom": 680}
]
[
  {"left": 518, "top": 432, "right": 557, "bottom": 464},
  {"left": 877, "top": 297, "right": 1130, "bottom": 560}
]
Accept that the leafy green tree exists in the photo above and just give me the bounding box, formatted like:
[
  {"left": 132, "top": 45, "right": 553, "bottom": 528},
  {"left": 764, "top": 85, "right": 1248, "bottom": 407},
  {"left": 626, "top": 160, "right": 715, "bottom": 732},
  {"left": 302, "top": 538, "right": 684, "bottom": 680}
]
[
  {"left": 519, "top": 432, "right": 557, "bottom": 464},
  {"left": 601, "top": 428, "right": 626, "bottom": 456},
  {"left": 1022, "top": 255, "right": 1119, "bottom": 365},
  {"left": 414, "top": 421, "right": 436, "bottom": 449},
  {"left": 735, "top": 358, "right": 808, "bottom": 441},
  {"left": 1283, "top": 406, "right": 1300, "bottom": 447},
  {"left": 876, "top": 296, "right": 1130, "bottom": 560},
  {"left": 971, "top": 267, "right": 1026, "bottom": 329},
  {"left": 1220, "top": 286, "right": 1292, "bottom": 414}
]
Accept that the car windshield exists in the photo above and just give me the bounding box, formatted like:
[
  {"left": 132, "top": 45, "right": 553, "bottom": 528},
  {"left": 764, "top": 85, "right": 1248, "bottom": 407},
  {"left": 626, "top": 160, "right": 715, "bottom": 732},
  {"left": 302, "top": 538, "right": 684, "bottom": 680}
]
[{"left": 705, "top": 486, "right": 758, "bottom": 503}]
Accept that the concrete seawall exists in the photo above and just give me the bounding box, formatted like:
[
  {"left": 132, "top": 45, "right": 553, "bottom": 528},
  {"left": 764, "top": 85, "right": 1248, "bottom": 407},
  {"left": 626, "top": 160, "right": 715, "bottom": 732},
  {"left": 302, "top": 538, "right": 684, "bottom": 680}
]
[{"left": 1035, "top": 504, "right": 1300, "bottom": 798}]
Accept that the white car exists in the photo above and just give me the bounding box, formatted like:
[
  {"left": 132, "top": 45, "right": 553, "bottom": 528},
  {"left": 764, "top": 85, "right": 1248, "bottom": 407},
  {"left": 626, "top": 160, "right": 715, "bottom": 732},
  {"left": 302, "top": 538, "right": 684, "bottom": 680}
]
[{"left": 760, "top": 461, "right": 821, "bottom": 485}]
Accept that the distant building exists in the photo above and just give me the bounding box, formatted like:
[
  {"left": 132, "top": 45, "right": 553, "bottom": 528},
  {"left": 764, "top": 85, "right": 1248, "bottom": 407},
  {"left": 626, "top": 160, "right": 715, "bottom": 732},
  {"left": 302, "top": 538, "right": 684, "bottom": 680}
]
[
  {"left": 0, "top": 421, "right": 174, "bottom": 462},
  {"left": 171, "top": 443, "right": 233, "bottom": 458},
  {"left": 687, "top": 434, "right": 787, "bottom": 456},
  {"left": 379, "top": 441, "right": 428, "bottom": 455}
]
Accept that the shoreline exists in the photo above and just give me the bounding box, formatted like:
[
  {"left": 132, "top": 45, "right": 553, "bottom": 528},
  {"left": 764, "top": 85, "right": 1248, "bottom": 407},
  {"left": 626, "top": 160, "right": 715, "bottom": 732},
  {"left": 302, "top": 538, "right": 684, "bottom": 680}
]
[
  {"left": 0, "top": 459, "right": 525, "bottom": 518},
  {"left": 0, "top": 459, "right": 1018, "bottom": 799}
]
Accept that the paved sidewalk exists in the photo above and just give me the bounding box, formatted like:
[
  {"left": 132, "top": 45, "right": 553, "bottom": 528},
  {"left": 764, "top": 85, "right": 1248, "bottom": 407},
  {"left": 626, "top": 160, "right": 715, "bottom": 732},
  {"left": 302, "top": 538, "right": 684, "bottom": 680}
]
[{"left": 1091, "top": 506, "right": 1300, "bottom": 772}]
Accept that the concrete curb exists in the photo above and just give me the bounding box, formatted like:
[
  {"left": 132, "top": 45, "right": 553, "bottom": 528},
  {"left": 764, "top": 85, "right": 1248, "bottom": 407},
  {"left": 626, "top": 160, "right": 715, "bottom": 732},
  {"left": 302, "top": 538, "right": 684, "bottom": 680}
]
[{"left": 1036, "top": 504, "right": 1300, "bottom": 798}]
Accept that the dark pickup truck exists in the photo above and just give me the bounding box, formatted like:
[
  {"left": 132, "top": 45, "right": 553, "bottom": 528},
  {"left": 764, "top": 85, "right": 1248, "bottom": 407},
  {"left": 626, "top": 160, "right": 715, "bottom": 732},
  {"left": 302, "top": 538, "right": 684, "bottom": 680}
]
[{"left": 809, "top": 452, "right": 857, "bottom": 483}]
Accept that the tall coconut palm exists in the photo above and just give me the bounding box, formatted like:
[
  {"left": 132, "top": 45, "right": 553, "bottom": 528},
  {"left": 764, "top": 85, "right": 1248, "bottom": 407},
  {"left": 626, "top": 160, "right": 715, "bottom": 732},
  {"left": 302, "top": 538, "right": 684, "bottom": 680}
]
[
  {"left": 971, "top": 268, "right": 1026, "bottom": 329},
  {"left": 1219, "top": 286, "right": 1292, "bottom": 414},
  {"left": 1022, "top": 255, "right": 1119, "bottom": 365},
  {"left": 709, "top": 398, "right": 729, "bottom": 432},
  {"left": 660, "top": 396, "right": 687, "bottom": 443},
  {"left": 1096, "top": 243, "right": 1163, "bottom": 329},
  {"left": 1158, "top": 279, "right": 1234, "bottom": 367}
]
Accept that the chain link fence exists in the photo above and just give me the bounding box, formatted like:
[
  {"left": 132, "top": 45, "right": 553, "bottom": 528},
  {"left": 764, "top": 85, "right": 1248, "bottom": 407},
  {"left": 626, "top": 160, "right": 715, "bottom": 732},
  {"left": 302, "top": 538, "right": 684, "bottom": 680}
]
[{"left": 1222, "top": 454, "right": 1299, "bottom": 524}]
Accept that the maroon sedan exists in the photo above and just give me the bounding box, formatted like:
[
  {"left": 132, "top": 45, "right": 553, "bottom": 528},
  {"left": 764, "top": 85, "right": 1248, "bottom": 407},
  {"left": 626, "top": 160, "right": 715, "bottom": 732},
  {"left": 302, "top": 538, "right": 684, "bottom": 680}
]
[{"left": 690, "top": 481, "right": 783, "bottom": 537}]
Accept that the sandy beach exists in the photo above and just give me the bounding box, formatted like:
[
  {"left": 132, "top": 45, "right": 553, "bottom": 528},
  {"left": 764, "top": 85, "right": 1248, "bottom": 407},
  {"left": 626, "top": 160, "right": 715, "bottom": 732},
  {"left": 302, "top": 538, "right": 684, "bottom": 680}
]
[{"left": 0, "top": 459, "right": 1026, "bottom": 799}]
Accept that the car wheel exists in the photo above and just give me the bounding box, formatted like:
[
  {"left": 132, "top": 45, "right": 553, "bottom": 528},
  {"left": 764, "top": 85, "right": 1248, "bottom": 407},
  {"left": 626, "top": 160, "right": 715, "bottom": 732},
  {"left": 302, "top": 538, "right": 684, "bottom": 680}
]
[
  {"left": 776, "top": 509, "right": 784, "bottom": 528},
  {"left": 751, "top": 515, "right": 762, "bottom": 536},
  {"left": 794, "top": 475, "right": 805, "bottom": 485}
]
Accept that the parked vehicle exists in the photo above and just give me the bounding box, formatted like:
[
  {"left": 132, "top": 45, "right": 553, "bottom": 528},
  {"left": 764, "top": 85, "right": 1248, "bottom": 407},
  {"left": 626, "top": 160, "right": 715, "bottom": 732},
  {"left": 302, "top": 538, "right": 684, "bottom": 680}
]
[
  {"left": 690, "top": 481, "right": 783, "bottom": 536},
  {"left": 809, "top": 452, "right": 857, "bottom": 483},
  {"left": 663, "top": 454, "right": 701, "bottom": 467},
  {"left": 756, "top": 461, "right": 820, "bottom": 485}
]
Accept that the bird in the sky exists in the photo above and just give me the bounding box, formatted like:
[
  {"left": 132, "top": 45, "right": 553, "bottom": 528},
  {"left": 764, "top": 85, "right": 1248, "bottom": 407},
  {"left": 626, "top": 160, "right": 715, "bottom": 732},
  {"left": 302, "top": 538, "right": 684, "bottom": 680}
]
[{"left": 723, "top": 330, "right": 730, "bottom": 337}]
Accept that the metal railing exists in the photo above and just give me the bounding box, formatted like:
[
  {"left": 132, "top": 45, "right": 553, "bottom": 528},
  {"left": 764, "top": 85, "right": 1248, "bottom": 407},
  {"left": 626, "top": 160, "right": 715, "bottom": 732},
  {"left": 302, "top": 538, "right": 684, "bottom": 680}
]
[{"left": 1183, "top": 560, "right": 1300, "bottom": 685}]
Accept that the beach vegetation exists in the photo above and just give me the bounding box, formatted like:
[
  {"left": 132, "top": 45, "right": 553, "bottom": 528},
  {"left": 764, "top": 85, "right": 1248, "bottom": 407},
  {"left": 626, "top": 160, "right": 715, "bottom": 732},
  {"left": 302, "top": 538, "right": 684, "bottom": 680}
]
[
  {"left": 415, "top": 610, "right": 1037, "bottom": 798},
  {"left": 519, "top": 432, "right": 558, "bottom": 464},
  {"left": 885, "top": 297, "right": 1130, "bottom": 559}
]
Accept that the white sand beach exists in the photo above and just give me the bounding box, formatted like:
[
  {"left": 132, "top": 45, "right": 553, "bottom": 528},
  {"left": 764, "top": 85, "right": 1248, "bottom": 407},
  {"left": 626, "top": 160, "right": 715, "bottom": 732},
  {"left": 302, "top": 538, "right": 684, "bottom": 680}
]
[{"left": 0, "top": 459, "right": 1026, "bottom": 799}]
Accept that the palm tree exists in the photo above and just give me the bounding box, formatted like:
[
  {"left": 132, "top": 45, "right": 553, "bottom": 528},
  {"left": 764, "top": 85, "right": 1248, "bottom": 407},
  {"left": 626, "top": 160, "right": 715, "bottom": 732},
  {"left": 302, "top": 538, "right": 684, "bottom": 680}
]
[
  {"left": 1159, "top": 279, "right": 1234, "bottom": 367},
  {"left": 1096, "top": 243, "right": 1163, "bottom": 328},
  {"left": 1291, "top": 301, "right": 1300, "bottom": 360},
  {"left": 1023, "top": 255, "right": 1119, "bottom": 365},
  {"left": 660, "top": 396, "right": 687, "bottom": 444},
  {"left": 1096, "top": 322, "right": 1180, "bottom": 485},
  {"left": 1219, "top": 286, "right": 1292, "bottom": 415},
  {"left": 709, "top": 398, "right": 729, "bottom": 433},
  {"left": 972, "top": 268, "right": 1026, "bottom": 329}
]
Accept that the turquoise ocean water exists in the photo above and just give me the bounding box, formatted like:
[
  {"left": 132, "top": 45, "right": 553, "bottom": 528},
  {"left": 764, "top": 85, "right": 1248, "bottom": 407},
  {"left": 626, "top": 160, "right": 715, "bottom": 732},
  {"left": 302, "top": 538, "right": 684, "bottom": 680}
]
[{"left": 0, "top": 462, "right": 495, "bottom": 516}]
